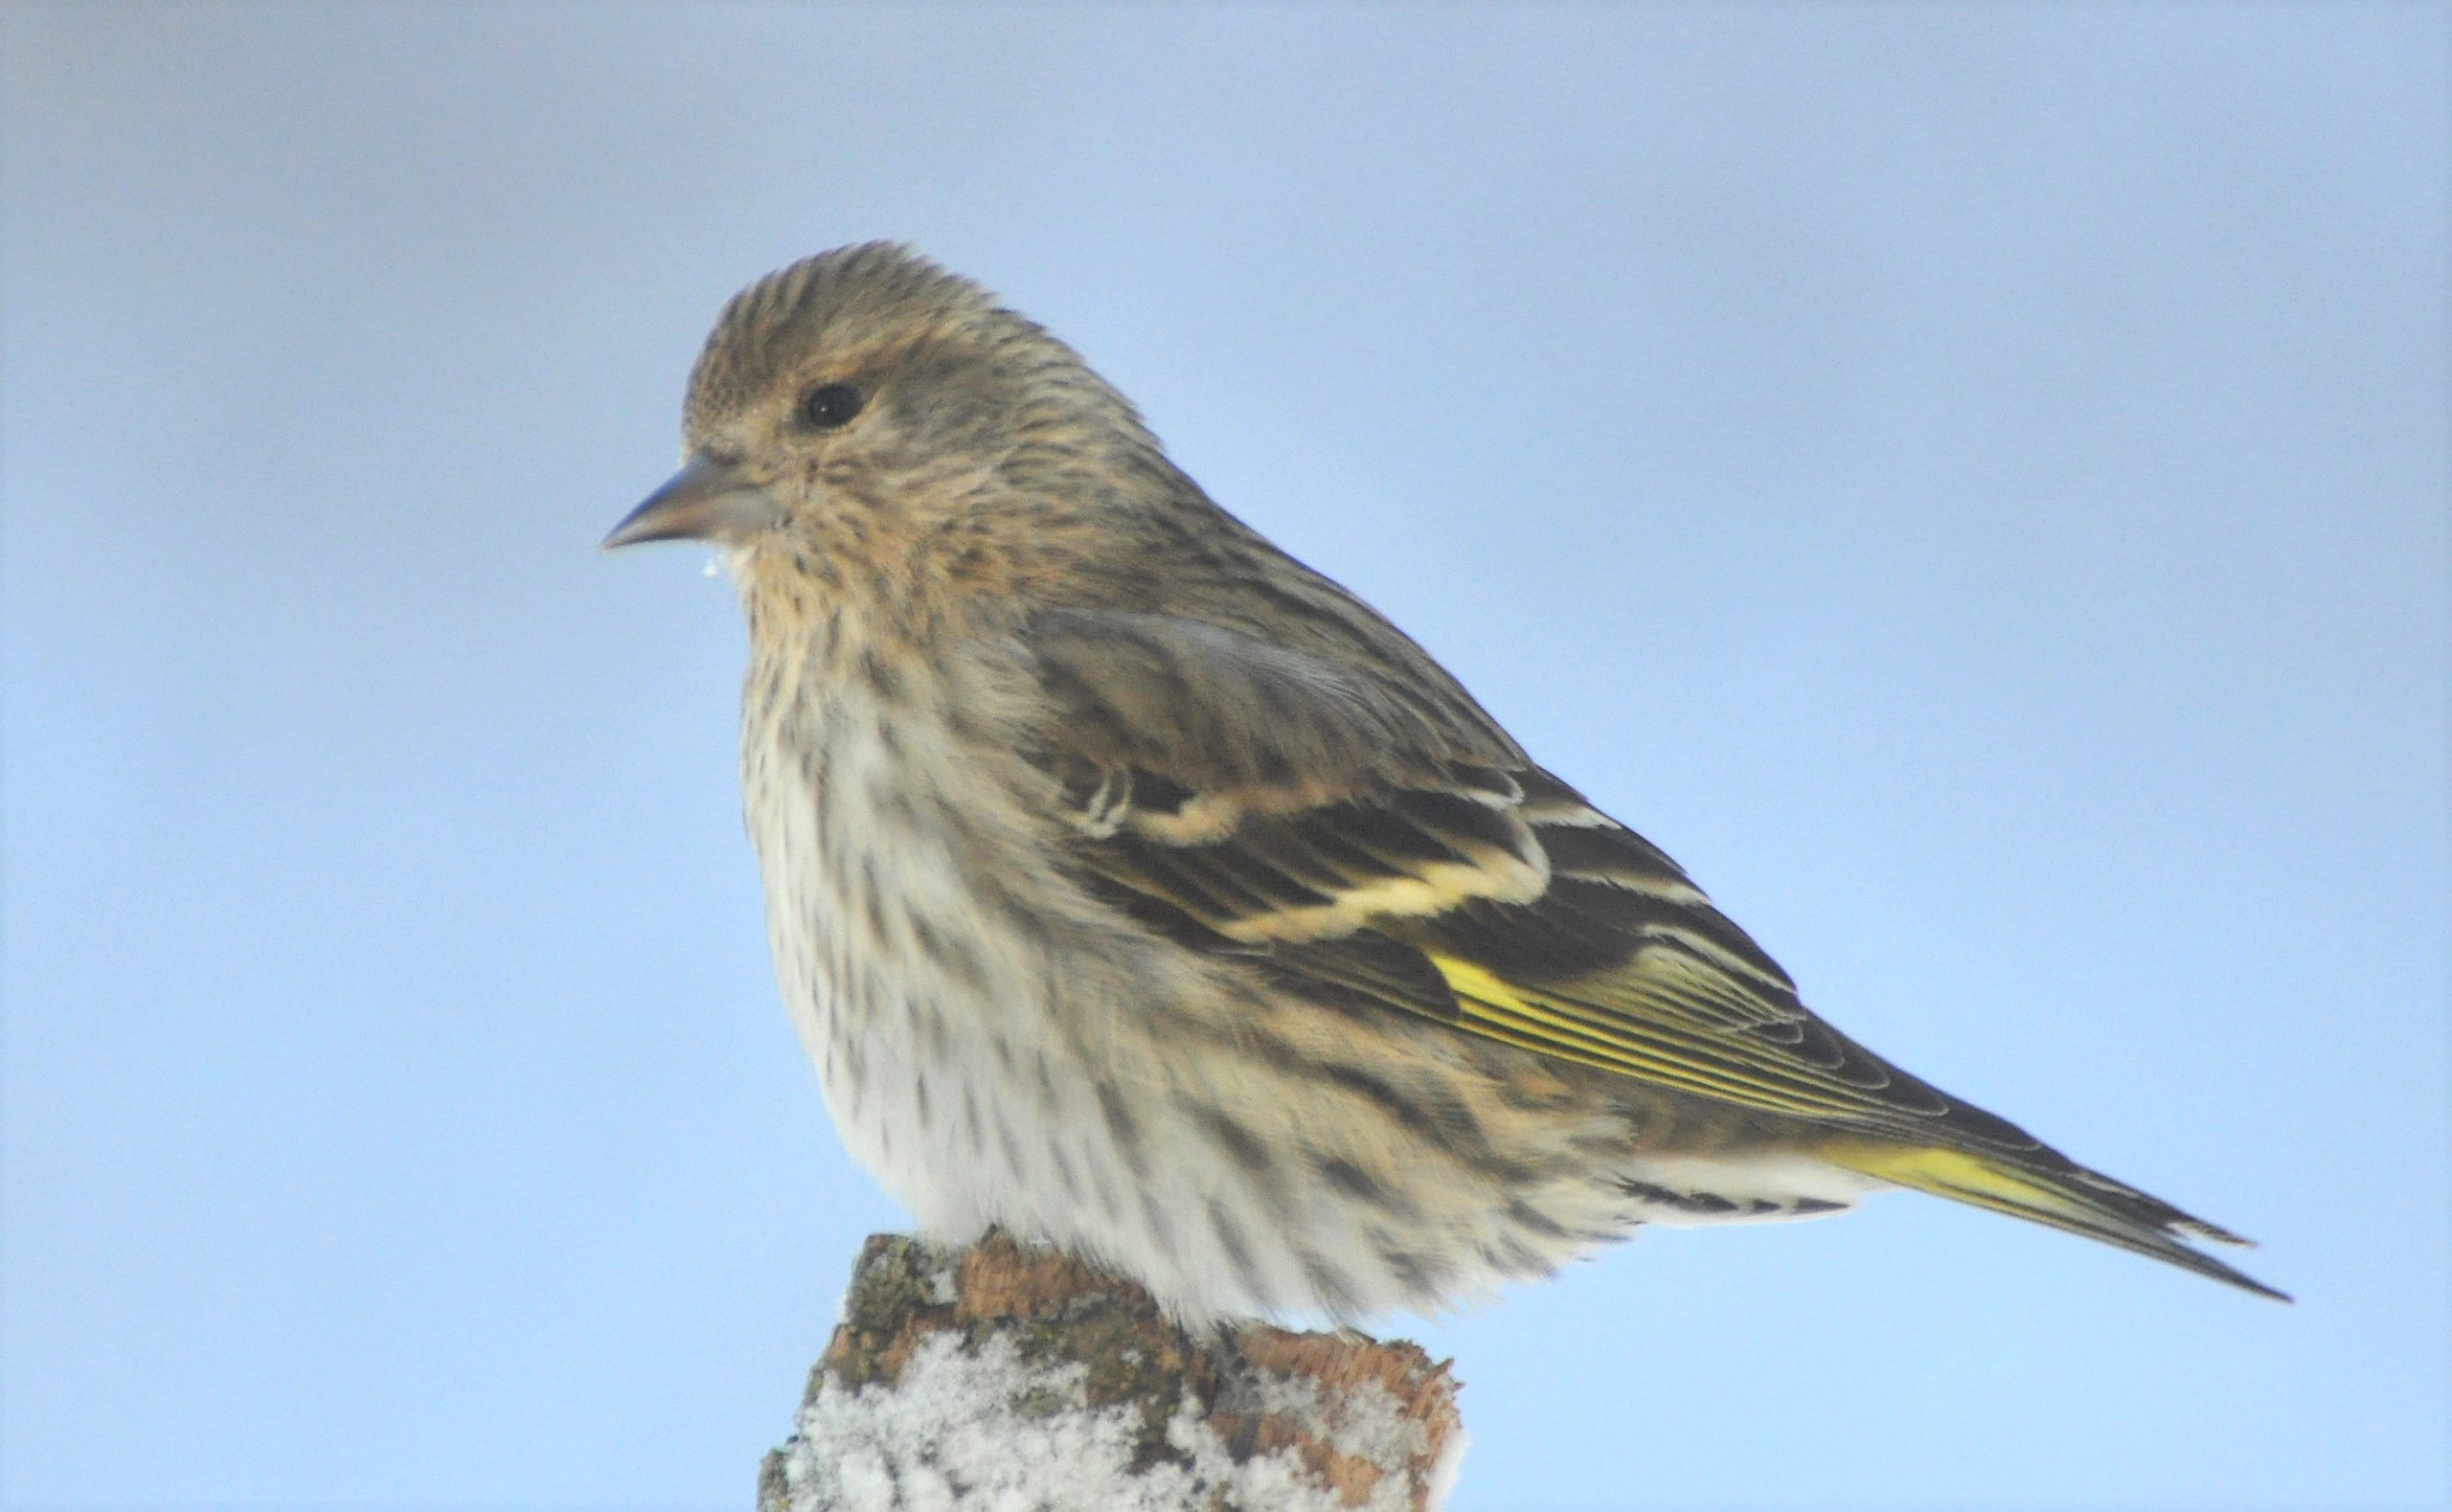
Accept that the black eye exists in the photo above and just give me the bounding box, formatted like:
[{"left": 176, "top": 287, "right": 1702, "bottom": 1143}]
[{"left": 799, "top": 382, "right": 865, "bottom": 430}]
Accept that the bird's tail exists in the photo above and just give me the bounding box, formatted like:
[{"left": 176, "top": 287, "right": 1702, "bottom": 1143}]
[{"left": 1823, "top": 1139, "right": 2290, "bottom": 1301}]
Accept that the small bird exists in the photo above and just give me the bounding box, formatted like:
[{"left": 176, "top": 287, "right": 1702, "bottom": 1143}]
[{"left": 607, "top": 241, "right": 2282, "bottom": 1320}]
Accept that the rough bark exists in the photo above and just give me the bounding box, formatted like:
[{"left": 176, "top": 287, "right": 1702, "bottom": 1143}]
[{"left": 760, "top": 1232, "right": 1466, "bottom": 1512}]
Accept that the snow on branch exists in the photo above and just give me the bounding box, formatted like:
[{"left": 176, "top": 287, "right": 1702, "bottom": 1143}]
[{"left": 761, "top": 1232, "right": 1466, "bottom": 1512}]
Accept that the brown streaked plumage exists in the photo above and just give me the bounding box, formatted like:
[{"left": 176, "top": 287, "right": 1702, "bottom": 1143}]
[{"left": 607, "top": 241, "right": 2283, "bottom": 1320}]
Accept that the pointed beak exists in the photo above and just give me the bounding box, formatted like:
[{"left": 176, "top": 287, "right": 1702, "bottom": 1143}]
[{"left": 602, "top": 454, "right": 783, "bottom": 549}]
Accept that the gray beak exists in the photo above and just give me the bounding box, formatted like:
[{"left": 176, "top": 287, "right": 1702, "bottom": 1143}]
[{"left": 602, "top": 454, "right": 783, "bottom": 549}]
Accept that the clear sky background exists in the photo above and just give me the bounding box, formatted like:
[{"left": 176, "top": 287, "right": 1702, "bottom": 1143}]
[{"left": 3, "top": 7, "right": 2444, "bottom": 1510}]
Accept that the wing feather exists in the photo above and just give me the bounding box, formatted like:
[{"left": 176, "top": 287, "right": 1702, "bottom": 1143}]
[
  {"left": 1013, "top": 605, "right": 2281, "bottom": 1298},
  {"left": 1023, "top": 607, "right": 1997, "bottom": 1138}
]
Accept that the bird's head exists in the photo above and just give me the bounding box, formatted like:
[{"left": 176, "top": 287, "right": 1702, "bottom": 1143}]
[{"left": 604, "top": 243, "right": 1165, "bottom": 586}]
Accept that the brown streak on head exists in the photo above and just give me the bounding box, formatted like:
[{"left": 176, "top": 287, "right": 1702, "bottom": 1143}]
[{"left": 687, "top": 242, "right": 1183, "bottom": 632}]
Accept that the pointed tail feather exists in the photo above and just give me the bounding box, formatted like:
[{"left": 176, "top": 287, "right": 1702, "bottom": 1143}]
[{"left": 1825, "top": 1140, "right": 2290, "bottom": 1302}]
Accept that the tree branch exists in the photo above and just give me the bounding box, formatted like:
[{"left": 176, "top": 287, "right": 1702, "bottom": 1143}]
[{"left": 761, "top": 1232, "right": 1466, "bottom": 1511}]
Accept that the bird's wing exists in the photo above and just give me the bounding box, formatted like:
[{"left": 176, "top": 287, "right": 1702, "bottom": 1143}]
[
  {"left": 1020, "top": 608, "right": 2283, "bottom": 1299},
  {"left": 1022, "top": 606, "right": 2012, "bottom": 1145}
]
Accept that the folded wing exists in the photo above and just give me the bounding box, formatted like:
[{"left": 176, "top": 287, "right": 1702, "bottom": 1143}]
[{"left": 1018, "top": 607, "right": 2282, "bottom": 1298}]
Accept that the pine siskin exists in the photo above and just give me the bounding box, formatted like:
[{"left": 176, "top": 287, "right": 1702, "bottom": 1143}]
[{"left": 606, "top": 241, "right": 2283, "bottom": 1321}]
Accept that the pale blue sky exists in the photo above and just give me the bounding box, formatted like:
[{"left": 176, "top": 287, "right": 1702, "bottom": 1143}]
[{"left": 4, "top": 6, "right": 2444, "bottom": 1509}]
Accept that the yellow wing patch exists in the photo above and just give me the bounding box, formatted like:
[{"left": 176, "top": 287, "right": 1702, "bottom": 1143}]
[
  {"left": 1825, "top": 1140, "right": 2103, "bottom": 1225},
  {"left": 1425, "top": 954, "right": 1890, "bottom": 1122},
  {"left": 1821, "top": 1138, "right": 2286, "bottom": 1298}
]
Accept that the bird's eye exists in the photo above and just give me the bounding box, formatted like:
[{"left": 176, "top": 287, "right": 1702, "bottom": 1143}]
[{"left": 799, "top": 382, "right": 865, "bottom": 430}]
